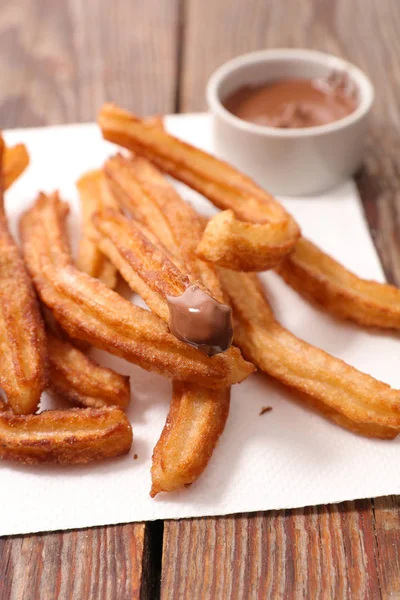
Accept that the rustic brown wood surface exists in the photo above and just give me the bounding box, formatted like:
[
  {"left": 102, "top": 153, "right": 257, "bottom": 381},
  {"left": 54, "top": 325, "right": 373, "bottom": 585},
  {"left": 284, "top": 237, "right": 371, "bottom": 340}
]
[
  {"left": 0, "top": 0, "right": 400, "bottom": 597},
  {"left": 161, "top": 501, "right": 381, "bottom": 600},
  {"left": 0, "top": 524, "right": 154, "bottom": 600}
]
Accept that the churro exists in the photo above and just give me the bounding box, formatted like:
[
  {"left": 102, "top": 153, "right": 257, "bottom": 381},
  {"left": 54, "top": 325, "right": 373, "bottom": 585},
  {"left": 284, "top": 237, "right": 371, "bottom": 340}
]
[
  {"left": 76, "top": 170, "right": 118, "bottom": 288},
  {"left": 20, "top": 193, "right": 252, "bottom": 388},
  {"left": 278, "top": 237, "right": 400, "bottom": 329},
  {"left": 0, "top": 402, "right": 132, "bottom": 464},
  {"left": 4, "top": 143, "right": 29, "bottom": 189},
  {"left": 95, "top": 165, "right": 234, "bottom": 494},
  {"left": 0, "top": 137, "right": 47, "bottom": 415},
  {"left": 98, "top": 103, "right": 300, "bottom": 271},
  {"left": 150, "top": 383, "right": 230, "bottom": 496},
  {"left": 104, "top": 153, "right": 224, "bottom": 296},
  {"left": 221, "top": 269, "right": 400, "bottom": 439},
  {"left": 47, "top": 331, "right": 130, "bottom": 409}
]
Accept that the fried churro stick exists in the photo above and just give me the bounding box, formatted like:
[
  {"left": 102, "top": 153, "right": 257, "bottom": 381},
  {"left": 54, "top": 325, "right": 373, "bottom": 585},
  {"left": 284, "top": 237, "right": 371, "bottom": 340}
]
[
  {"left": 104, "top": 154, "right": 224, "bottom": 297},
  {"left": 94, "top": 208, "right": 197, "bottom": 321},
  {"left": 76, "top": 170, "right": 118, "bottom": 288},
  {"left": 150, "top": 383, "right": 230, "bottom": 496},
  {"left": 277, "top": 237, "right": 400, "bottom": 329},
  {"left": 0, "top": 137, "right": 47, "bottom": 415},
  {"left": 0, "top": 403, "right": 132, "bottom": 464},
  {"left": 98, "top": 160, "right": 234, "bottom": 494},
  {"left": 4, "top": 143, "right": 29, "bottom": 189},
  {"left": 101, "top": 106, "right": 400, "bottom": 331},
  {"left": 98, "top": 103, "right": 300, "bottom": 272},
  {"left": 47, "top": 332, "right": 130, "bottom": 409},
  {"left": 220, "top": 269, "right": 400, "bottom": 439},
  {"left": 20, "top": 194, "right": 252, "bottom": 388}
]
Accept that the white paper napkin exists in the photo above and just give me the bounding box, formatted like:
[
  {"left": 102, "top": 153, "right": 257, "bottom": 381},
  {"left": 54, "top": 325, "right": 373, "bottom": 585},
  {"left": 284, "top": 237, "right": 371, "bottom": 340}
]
[{"left": 1, "top": 114, "right": 399, "bottom": 537}]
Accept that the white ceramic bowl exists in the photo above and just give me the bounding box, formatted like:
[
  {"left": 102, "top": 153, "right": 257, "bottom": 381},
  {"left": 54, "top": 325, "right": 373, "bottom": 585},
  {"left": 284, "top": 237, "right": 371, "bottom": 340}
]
[{"left": 206, "top": 49, "right": 374, "bottom": 196}]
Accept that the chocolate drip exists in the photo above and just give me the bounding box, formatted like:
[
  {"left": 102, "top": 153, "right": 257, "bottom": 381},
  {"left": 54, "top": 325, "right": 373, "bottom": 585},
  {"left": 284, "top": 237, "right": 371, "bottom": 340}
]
[{"left": 167, "top": 285, "right": 233, "bottom": 356}]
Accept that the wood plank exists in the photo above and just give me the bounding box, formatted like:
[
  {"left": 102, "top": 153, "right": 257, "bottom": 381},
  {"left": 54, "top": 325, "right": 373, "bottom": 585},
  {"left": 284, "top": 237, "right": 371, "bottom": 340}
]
[
  {"left": 161, "top": 501, "right": 380, "bottom": 600},
  {"left": 0, "top": 0, "right": 178, "bottom": 597},
  {"left": 372, "top": 497, "right": 400, "bottom": 598},
  {"left": 357, "top": 128, "right": 400, "bottom": 286},
  {"left": 163, "top": 0, "right": 400, "bottom": 597},
  {"left": 0, "top": 524, "right": 152, "bottom": 600},
  {"left": 179, "top": 0, "right": 400, "bottom": 117},
  {"left": 0, "top": 0, "right": 179, "bottom": 128}
]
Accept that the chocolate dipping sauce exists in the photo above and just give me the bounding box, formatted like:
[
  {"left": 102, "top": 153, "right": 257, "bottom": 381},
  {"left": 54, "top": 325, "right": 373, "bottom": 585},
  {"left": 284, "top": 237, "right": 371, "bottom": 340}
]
[
  {"left": 224, "top": 73, "right": 357, "bottom": 129},
  {"left": 167, "top": 285, "right": 233, "bottom": 356}
]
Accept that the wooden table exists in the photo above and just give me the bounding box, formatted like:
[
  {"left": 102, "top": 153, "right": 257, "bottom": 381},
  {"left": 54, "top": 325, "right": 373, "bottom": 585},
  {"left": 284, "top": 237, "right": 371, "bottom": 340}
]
[{"left": 0, "top": 0, "right": 400, "bottom": 598}]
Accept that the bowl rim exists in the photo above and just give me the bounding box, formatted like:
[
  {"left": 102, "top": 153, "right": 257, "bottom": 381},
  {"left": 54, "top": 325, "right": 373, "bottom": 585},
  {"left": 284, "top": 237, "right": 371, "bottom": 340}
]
[{"left": 206, "top": 48, "right": 375, "bottom": 138}]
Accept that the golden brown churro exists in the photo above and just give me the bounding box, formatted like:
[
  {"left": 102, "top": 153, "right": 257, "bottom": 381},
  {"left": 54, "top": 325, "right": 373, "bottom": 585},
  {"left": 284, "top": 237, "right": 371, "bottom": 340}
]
[
  {"left": 150, "top": 383, "right": 230, "bottom": 496},
  {"left": 47, "top": 332, "right": 130, "bottom": 409},
  {"left": 76, "top": 170, "right": 118, "bottom": 288},
  {"left": 0, "top": 404, "right": 132, "bottom": 464},
  {"left": 19, "top": 193, "right": 252, "bottom": 388},
  {"left": 4, "top": 143, "right": 29, "bottom": 189},
  {"left": 94, "top": 208, "right": 204, "bottom": 316},
  {"left": 0, "top": 136, "right": 47, "bottom": 415},
  {"left": 101, "top": 106, "right": 400, "bottom": 333},
  {"left": 96, "top": 160, "right": 233, "bottom": 494},
  {"left": 98, "top": 103, "right": 300, "bottom": 272},
  {"left": 104, "top": 153, "right": 224, "bottom": 297},
  {"left": 220, "top": 269, "right": 400, "bottom": 439},
  {"left": 277, "top": 237, "right": 400, "bottom": 329}
]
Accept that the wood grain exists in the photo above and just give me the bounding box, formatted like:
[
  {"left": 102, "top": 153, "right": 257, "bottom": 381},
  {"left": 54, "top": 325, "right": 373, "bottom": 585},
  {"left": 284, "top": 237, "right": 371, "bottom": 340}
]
[
  {"left": 0, "top": 524, "right": 150, "bottom": 600},
  {"left": 0, "top": 0, "right": 180, "bottom": 128},
  {"left": 179, "top": 0, "right": 400, "bottom": 118},
  {"left": 161, "top": 501, "right": 380, "bottom": 599},
  {"left": 0, "top": 0, "right": 179, "bottom": 598},
  {"left": 357, "top": 128, "right": 400, "bottom": 286},
  {"left": 373, "top": 497, "right": 400, "bottom": 598}
]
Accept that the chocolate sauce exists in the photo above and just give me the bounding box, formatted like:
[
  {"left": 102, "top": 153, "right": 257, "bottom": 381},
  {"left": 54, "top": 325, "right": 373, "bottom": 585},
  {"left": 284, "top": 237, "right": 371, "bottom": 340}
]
[
  {"left": 167, "top": 285, "right": 233, "bottom": 356},
  {"left": 224, "top": 73, "right": 357, "bottom": 129}
]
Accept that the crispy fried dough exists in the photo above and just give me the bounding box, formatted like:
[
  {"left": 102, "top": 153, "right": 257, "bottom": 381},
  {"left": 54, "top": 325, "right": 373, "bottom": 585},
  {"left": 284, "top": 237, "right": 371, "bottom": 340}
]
[
  {"left": 220, "top": 269, "right": 400, "bottom": 438},
  {"left": 150, "top": 383, "right": 230, "bottom": 496},
  {"left": 19, "top": 193, "right": 252, "bottom": 388},
  {"left": 104, "top": 154, "right": 224, "bottom": 298},
  {"left": 88, "top": 195, "right": 234, "bottom": 492},
  {"left": 94, "top": 208, "right": 200, "bottom": 321},
  {"left": 47, "top": 332, "right": 130, "bottom": 409},
  {"left": 0, "top": 405, "right": 132, "bottom": 464},
  {"left": 101, "top": 106, "right": 400, "bottom": 329},
  {"left": 99, "top": 161, "right": 233, "bottom": 494},
  {"left": 4, "top": 143, "right": 29, "bottom": 189},
  {"left": 76, "top": 170, "right": 118, "bottom": 288},
  {"left": 98, "top": 103, "right": 300, "bottom": 271},
  {"left": 0, "top": 137, "right": 47, "bottom": 415},
  {"left": 277, "top": 237, "right": 400, "bottom": 329}
]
